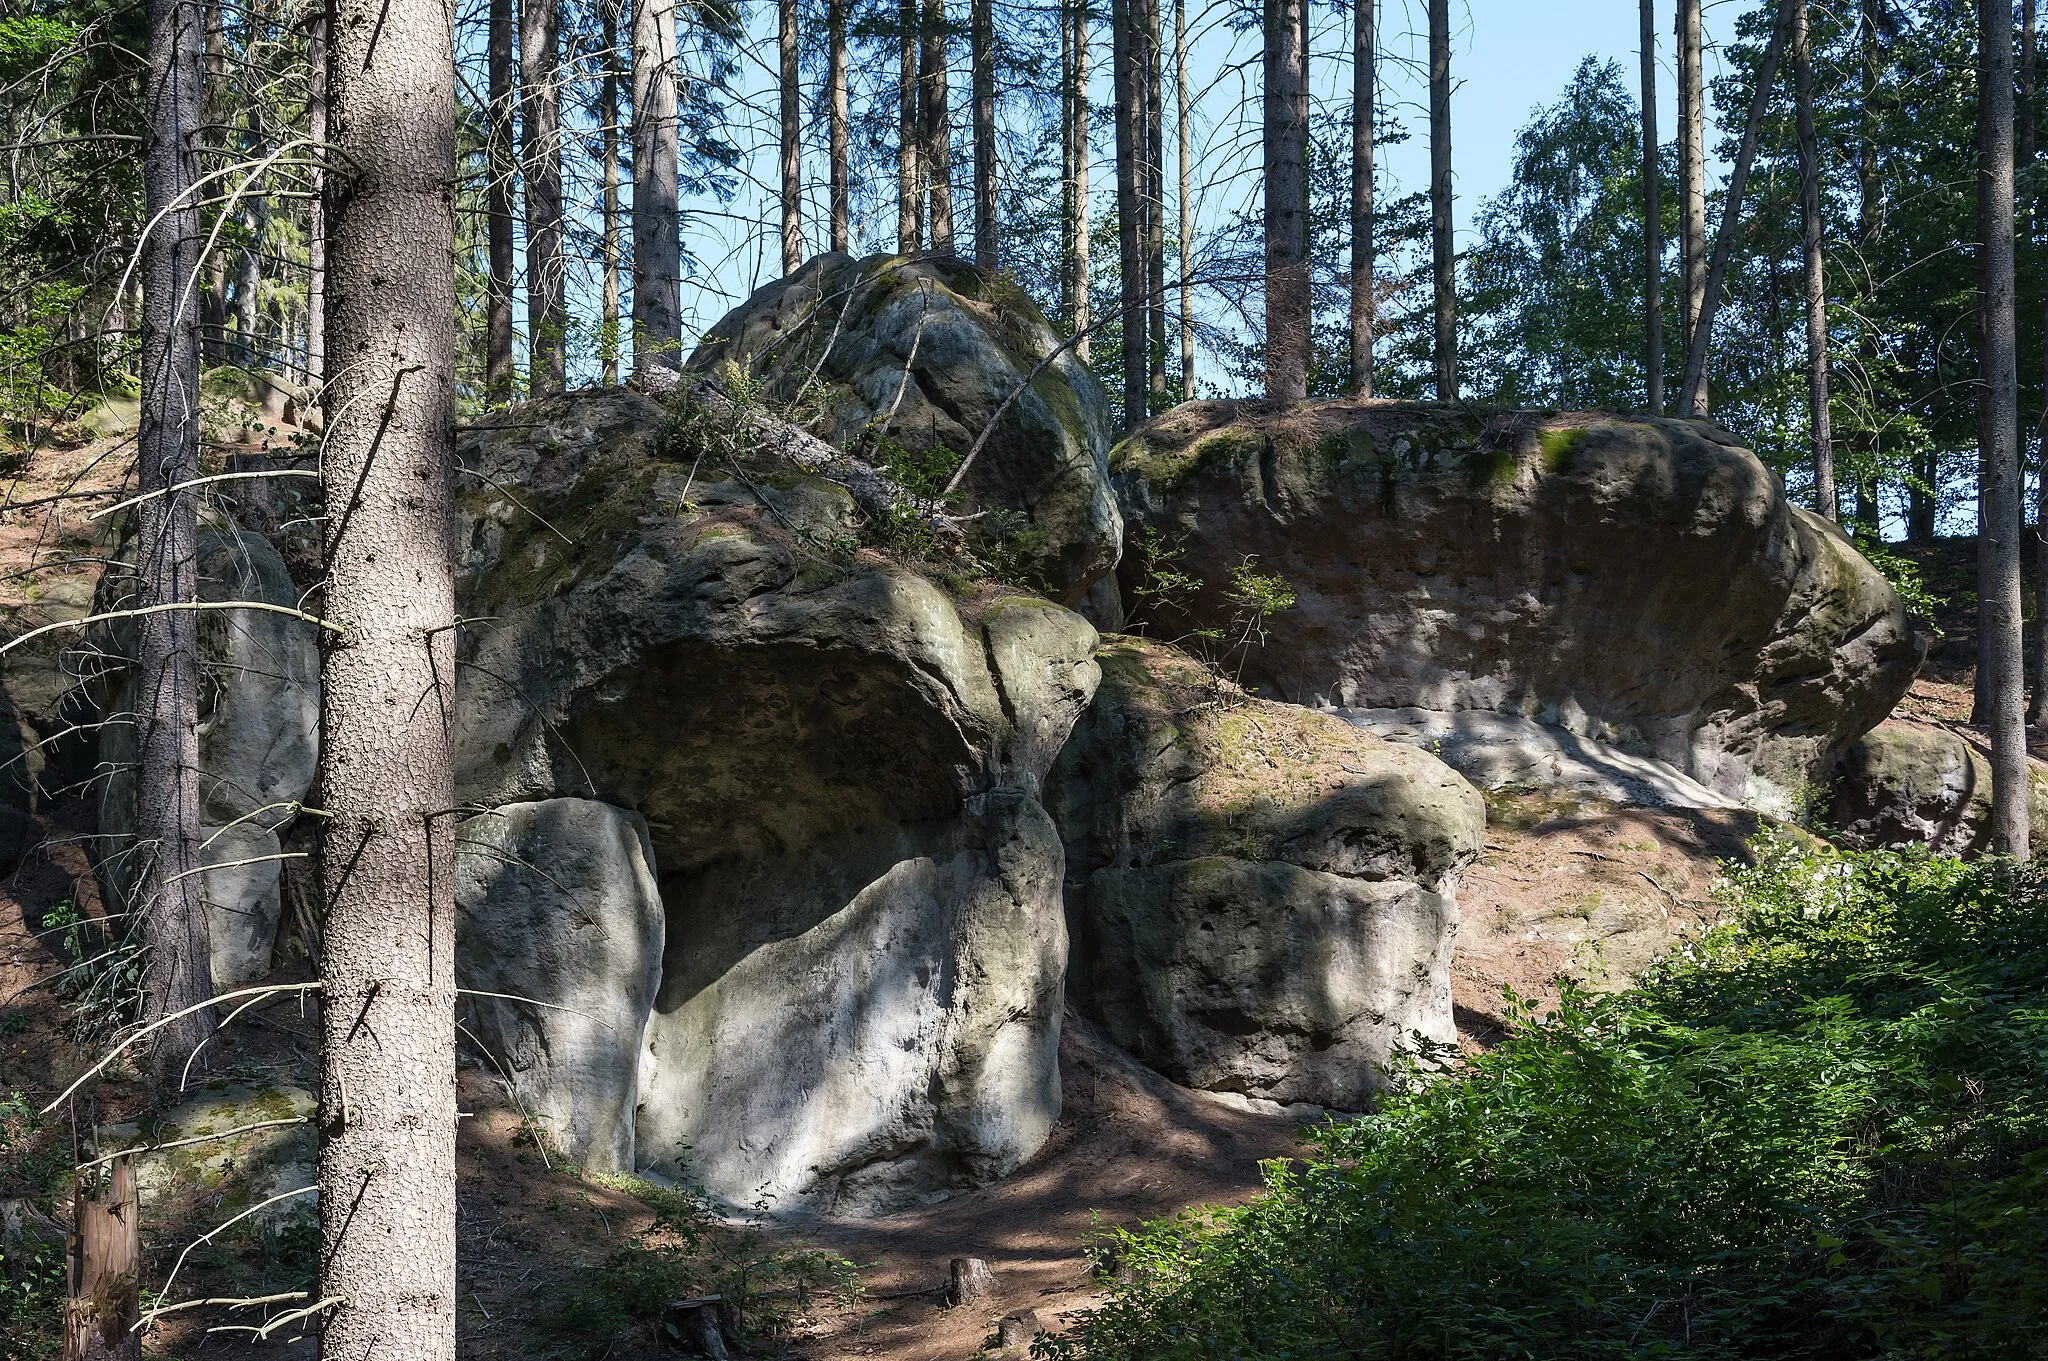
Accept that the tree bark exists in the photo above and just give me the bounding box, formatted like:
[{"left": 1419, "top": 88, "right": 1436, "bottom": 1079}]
[
  {"left": 1979, "top": 0, "right": 2030, "bottom": 857},
  {"left": 1677, "top": 3, "right": 1791, "bottom": 420},
  {"left": 1794, "top": 0, "right": 1834, "bottom": 520},
  {"left": 1428, "top": 0, "right": 1454, "bottom": 400},
  {"left": 899, "top": 0, "right": 922, "bottom": 251},
  {"left": 1144, "top": 0, "right": 1166, "bottom": 400},
  {"left": 780, "top": 0, "right": 802, "bottom": 273},
  {"left": 307, "top": 6, "right": 327, "bottom": 389},
  {"left": 1638, "top": 0, "right": 1660, "bottom": 413},
  {"left": 63, "top": 1161, "right": 139, "bottom": 1361},
  {"left": 522, "top": 0, "right": 567, "bottom": 392},
  {"left": 138, "top": 0, "right": 215, "bottom": 1081},
  {"left": 1349, "top": 0, "right": 1374, "bottom": 396},
  {"left": 1677, "top": 0, "right": 1705, "bottom": 360},
  {"left": 1176, "top": 0, "right": 1193, "bottom": 395},
  {"left": 1072, "top": 0, "right": 1092, "bottom": 361},
  {"left": 1113, "top": 0, "right": 1146, "bottom": 418},
  {"left": 601, "top": 0, "right": 622, "bottom": 385},
  {"left": 2024, "top": 0, "right": 2048, "bottom": 728},
  {"left": 1262, "top": 0, "right": 1308, "bottom": 403},
  {"left": 486, "top": 0, "right": 515, "bottom": 399},
  {"left": 318, "top": 0, "right": 463, "bottom": 1341},
  {"left": 972, "top": 0, "right": 996, "bottom": 266},
  {"left": 921, "top": 0, "right": 954, "bottom": 252},
  {"left": 632, "top": 0, "right": 681, "bottom": 375},
  {"left": 829, "top": 0, "right": 849, "bottom": 253},
  {"left": 1062, "top": 0, "right": 1076, "bottom": 314}
]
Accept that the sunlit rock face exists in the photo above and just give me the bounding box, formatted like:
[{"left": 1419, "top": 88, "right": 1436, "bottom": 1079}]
[
  {"left": 450, "top": 390, "right": 1098, "bottom": 1216},
  {"left": 1112, "top": 401, "right": 1925, "bottom": 819}
]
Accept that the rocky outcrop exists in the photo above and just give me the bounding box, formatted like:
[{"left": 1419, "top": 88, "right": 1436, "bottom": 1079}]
[
  {"left": 1112, "top": 402, "right": 1924, "bottom": 818},
  {"left": 1046, "top": 637, "right": 1485, "bottom": 1110},
  {"left": 106, "top": 1081, "right": 317, "bottom": 1236},
  {"left": 456, "top": 798, "right": 664, "bottom": 1173},
  {"left": 453, "top": 390, "right": 1100, "bottom": 1214},
  {"left": 686, "top": 253, "right": 1122, "bottom": 608},
  {"left": 1827, "top": 718, "right": 2048, "bottom": 855}
]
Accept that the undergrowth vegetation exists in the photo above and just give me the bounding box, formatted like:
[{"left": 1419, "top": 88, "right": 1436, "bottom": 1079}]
[{"left": 1046, "top": 833, "right": 2048, "bottom": 1361}]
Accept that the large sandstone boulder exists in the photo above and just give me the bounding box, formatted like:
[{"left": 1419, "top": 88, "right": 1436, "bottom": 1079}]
[
  {"left": 1112, "top": 402, "right": 1924, "bottom": 817},
  {"left": 1826, "top": 718, "right": 2048, "bottom": 855},
  {"left": 686, "top": 252, "right": 1121, "bottom": 609},
  {"left": 453, "top": 390, "right": 1100, "bottom": 1214},
  {"left": 1046, "top": 637, "right": 1485, "bottom": 1109}
]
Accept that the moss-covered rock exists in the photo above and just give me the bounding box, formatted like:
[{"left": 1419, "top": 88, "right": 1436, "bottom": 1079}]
[
  {"left": 685, "top": 252, "right": 1121, "bottom": 608},
  {"left": 1112, "top": 399, "right": 1925, "bottom": 817},
  {"left": 1827, "top": 718, "right": 2048, "bottom": 854}
]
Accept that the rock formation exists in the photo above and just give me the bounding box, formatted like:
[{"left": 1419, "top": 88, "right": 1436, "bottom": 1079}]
[
  {"left": 686, "top": 252, "right": 1122, "bottom": 609},
  {"left": 453, "top": 390, "right": 1100, "bottom": 1214},
  {"left": 1827, "top": 718, "right": 2048, "bottom": 855},
  {"left": 1111, "top": 401, "right": 1923, "bottom": 817},
  {"left": 1047, "top": 637, "right": 1485, "bottom": 1110}
]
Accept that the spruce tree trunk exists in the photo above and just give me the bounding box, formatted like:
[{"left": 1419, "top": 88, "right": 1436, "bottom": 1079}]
[
  {"left": 1062, "top": 0, "right": 1075, "bottom": 315},
  {"left": 522, "top": 0, "right": 566, "bottom": 391},
  {"left": 1175, "top": 0, "right": 1192, "bottom": 395},
  {"left": 830, "top": 0, "right": 850, "bottom": 253},
  {"left": 1427, "top": 0, "right": 1454, "bottom": 400},
  {"left": 201, "top": 0, "right": 226, "bottom": 364},
  {"left": 632, "top": 0, "right": 681, "bottom": 375},
  {"left": 1113, "top": 0, "right": 1146, "bottom": 419},
  {"left": 1349, "top": 0, "right": 1374, "bottom": 396},
  {"left": 317, "top": 0, "right": 462, "bottom": 1340},
  {"left": 1262, "top": 0, "right": 1308, "bottom": 402},
  {"left": 235, "top": 113, "right": 263, "bottom": 367},
  {"left": 1978, "top": 0, "right": 2030, "bottom": 858},
  {"left": 1794, "top": 0, "right": 1834, "bottom": 520},
  {"left": 2023, "top": 0, "right": 2048, "bottom": 728},
  {"left": 1144, "top": 0, "right": 1166, "bottom": 400},
  {"left": 921, "top": 0, "right": 954, "bottom": 252},
  {"left": 307, "top": 7, "right": 326, "bottom": 389},
  {"left": 1072, "top": 0, "right": 1091, "bottom": 362},
  {"left": 486, "top": 0, "right": 515, "bottom": 399},
  {"left": 899, "top": 0, "right": 922, "bottom": 251},
  {"left": 972, "top": 0, "right": 996, "bottom": 266},
  {"left": 780, "top": 0, "right": 802, "bottom": 273},
  {"left": 601, "top": 0, "right": 622, "bottom": 385},
  {"left": 138, "top": 0, "right": 215, "bottom": 1082},
  {"left": 1677, "top": 0, "right": 1705, "bottom": 369},
  {"left": 1638, "top": 0, "right": 1661, "bottom": 413}
]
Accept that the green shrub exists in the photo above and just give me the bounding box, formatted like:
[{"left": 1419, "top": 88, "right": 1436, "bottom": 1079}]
[{"left": 1045, "top": 833, "right": 2048, "bottom": 1361}]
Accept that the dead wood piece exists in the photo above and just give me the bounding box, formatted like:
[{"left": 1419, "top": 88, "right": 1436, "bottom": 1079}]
[{"left": 948, "top": 1255, "right": 997, "bottom": 1306}]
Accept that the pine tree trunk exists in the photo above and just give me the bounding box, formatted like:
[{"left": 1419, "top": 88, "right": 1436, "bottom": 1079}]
[
  {"left": 1677, "top": 0, "right": 1705, "bottom": 367},
  {"left": 830, "top": 0, "right": 850, "bottom": 253},
  {"left": 2023, "top": 0, "right": 2048, "bottom": 728},
  {"left": 317, "top": 0, "right": 462, "bottom": 1339},
  {"left": 780, "top": 0, "right": 802, "bottom": 273},
  {"left": 307, "top": 8, "right": 327, "bottom": 390},
  {"left": 1638, "top": 0, "right": 1660, "bottom": 413},
  {"left": 1113, "top": 0, "right": 1146, "bottom": 418},
  {"left": 1979, "top": 0, "right": 2030, "bottom": 857},
  {"left": 1176, "top": 0, "right": 1192, "bottom": 395},
  {"left": 522, "top": 0, "right": 566, "bottom": 391},
  {"left": 1062, "top": 0, "right": 1075, "bottom": 315},
  {"left": 201, "top": 0, "right": 226, "bottom": 364},
  {"left": 899, "top": 0, "right": 922, "bottom": 251},
  {"left": 601, "top": 0, "right": 622, "bottom": 385},
  {"left": 1349, "top": 0, "right": 1373, "bottom": 396},
  {"left": 1144, "top": 0, "right": 1166, "bottom": 400},
  {"left": 1794, "top": 0, "right": 1834, "bottom": 520},
  {"left": 1262, "top": 0, "right": 1308, "bottom": 403},
  {"left": 921, "top": 0, "right": 954, "bottom": 252},
  {"left": 236, "top": 116, "right": 262, "bottom": 367},
  {"left": 632, "top": 0, "right": 681, "bottom": 375},
  {"left": 1072, "top": 0, "right": 1092, "bottom": 361},
  {"left": 972, "top": 0, "right": 996, "bottom": 266},
  {"left": 486, "top": 0, "right": 515, "bottom": 399},
  {"left": 1428, "top": 0, "right": 1454, "bottom": 400},
  {"left": 139, "top": 0, "right": 214, "bottom": 1086}
]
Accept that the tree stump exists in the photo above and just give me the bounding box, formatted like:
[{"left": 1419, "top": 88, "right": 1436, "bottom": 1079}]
[
  {"left": 997, "top": 1308, "right": 1043, "bottom": 1348},
  {"left": 662, "top": 1294, "right": 729, "bottom": 1359},
  {"left": 948, "top": 1256, "right": 996, "bottom": 1306},
  {"left": 62, "top": 1158, "right": 139, "bottom": 1361}
]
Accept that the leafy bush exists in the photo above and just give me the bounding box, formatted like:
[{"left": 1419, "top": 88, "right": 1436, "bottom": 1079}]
[{"left": 1045, "top": 834, "right": 2048, "bottom": 1361}]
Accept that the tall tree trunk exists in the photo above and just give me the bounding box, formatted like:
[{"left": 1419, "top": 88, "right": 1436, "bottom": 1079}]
[
  {"left": 317, "top": 0, "right": 462, "bottom": 1341},
  {"left": 1678, "top": 4, "right": 1792, "bottom": 419},
  {"left": 201, "top": 0, "right": 226, "bottom": 363},
  {"left": 235, "top": 113, "right": 263, "bottom": 367},
  {"left": 1113, "top": 0, "right": 1146, "bottom": 418},
  {"left": 1979, "top": 0, "right": 2030, "bottom": 857},
  {"left": 1062, "top": 0, "right": 1076, "bottom": 315},
  {"left": 601, "top": 0, "right": 622, "bottom": 385},
  {"left": 138, "top": 0, "right": 214, "bottom": 1083},
  {"left": 1677, "top": 0, "right": 1705, "bottom": 362},
  {"left": 1428, "top": 0, "right": 1454, "bottom": 400},
  {"left": 2024, "top": 0, "right": 2048, "bottom": 727},
  {"left": 1794, "top": 0, "right": 1834, "bottom": 520},
  {"left": 1349, "top": 0, "right": 1374, "bottom": 396},
  {"left": 1144, "top": 0, "right": 1166, "bottom": 399},
  {"left": 899, "top": 0, "right": 922, "bottom": 250},
  {"left": 780, "top": 0, "right": 802, "bottom": 273},
  {"left": 921, "top": 0, "right": 954, "bottom": 253},
  {"left": 486, "top": 0, "right": 515, "bottom": 400},
  {"left": 1639, "top": 0, "right": 1661, "bottom": 413},
  {"left": 1072, "top": 0, "right": 1092, "bottom": 361},
  {"left": 1908, "top": 450, "right": 1935, "bottom": 541},
  {"left": 1176, "top": 0, "right": 1193, "bottom": 395},
  {"left": 830, "top": 0, "right": 850, "bottom": 253},
  {"left": 632, "top": 0, "right": 681, "bottom": 375},
  {"left": 1262, "top": 0, "right": 1308, "bottom": 403},
  {"left": 522, "top": 0, "right": 566, "bottom": 391},
  {"left": 307, "top": 7, "right": 327, "bottom": 390},
  {"left": 972, "top": 0, "right": 996, "bottom": 266}
]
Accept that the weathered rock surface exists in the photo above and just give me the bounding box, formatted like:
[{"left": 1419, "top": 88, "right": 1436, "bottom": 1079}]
[
  {"left": 1827, "top": 718, "right": 2048, "bottom": 855},
  {"left": 454, "top": 390, "right": 1100, "bottom": 1214},
  {"left": 455, "top": 797, "right": 664, "bottom": 1173},
  {"left": 1343, "top": 708, "right": 1744, "bottom": 811},
  {"left": 106, "top": 1082, "right": 317, "bottom": 1235},
  {"left": 196, "top": 821, "right": 284, "bottom": 989},
  {"left": 1046, "top": 637, "right": 1485, "bottom": 1109},
  {"left": 1112, "top": 402, "right": 1924, "bottom": 817},
  {"left": 686, "top": 252, "right": 1122, "bottom": 607}
]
